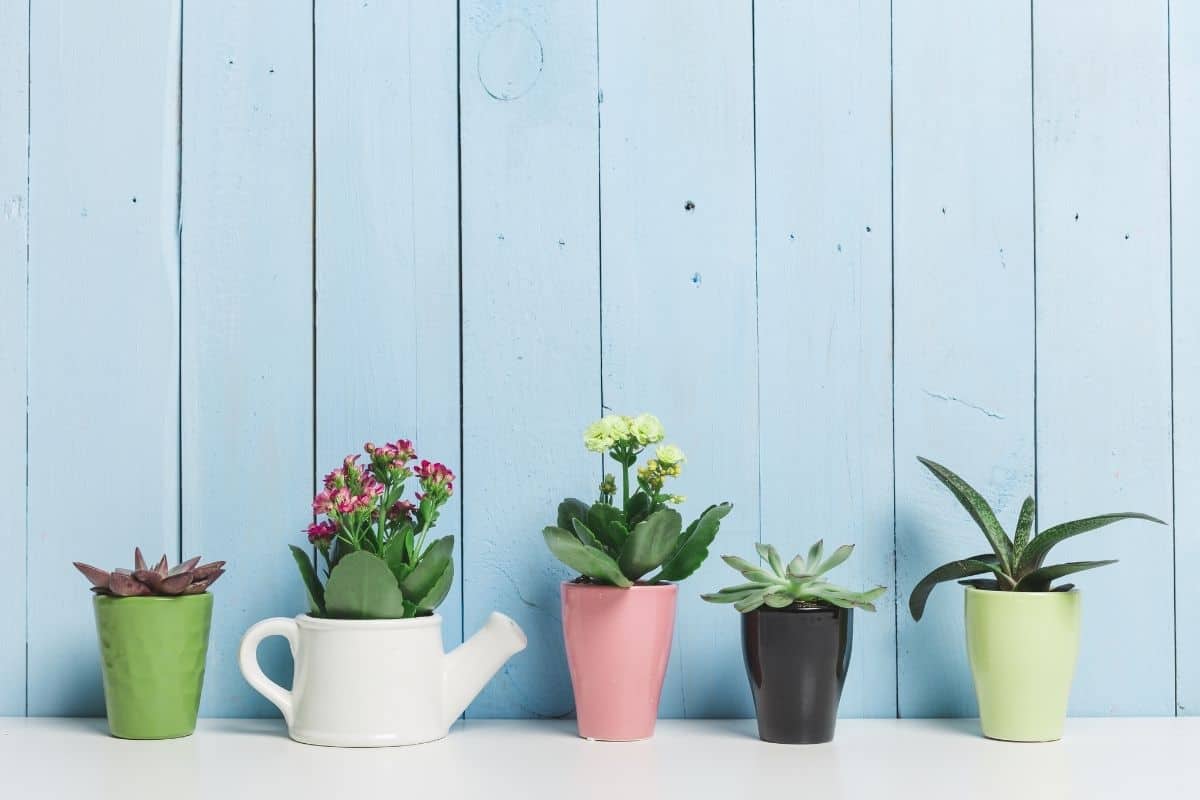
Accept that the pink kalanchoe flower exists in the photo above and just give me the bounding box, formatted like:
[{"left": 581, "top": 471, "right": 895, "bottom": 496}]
[
  {"left": 312, "top": 490, "right": 334, "bottom": 515},
  {"left": 414, "top": 460, "right": 455, "bottom": 497},
  {"left": 333, "top": 488, "right": 356, "bottom": 514},
  {"left": 305, "top": 520, "right": 337, "bottom": 545},
  {"left": 389, "top": 499, "right": 417, "bottom": 520},
  {"left": 323, "top": 469, "right": 343, "bottom": 490}
]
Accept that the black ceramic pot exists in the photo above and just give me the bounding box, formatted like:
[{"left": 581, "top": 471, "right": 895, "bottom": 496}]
[{"left": 741, "top": 604, "right": 852, "bottom": 744}]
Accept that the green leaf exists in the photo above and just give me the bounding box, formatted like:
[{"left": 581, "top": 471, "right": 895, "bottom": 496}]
[
  {"left": 656, "top": 502, "right": 732, "bottom": 583},
  {"left": 324, "top": 551, "right": 409, "bottom": 619},
  {"left": 957, "top": 578, "right": 1001, "bottom": 590},
  {"left": 734, "top": 592, "right": 768, "bottom": 613},
  {"left": 413, "top": 559, "right": 454, "bottom": 610},
  {"left": 571, "top": 518, "right": 604, "bottom": 550},
  {"left": 1014, "top": 559, "right": 1117, "bottom": 591},
  {"left": 586, "top": 502, "right": 626, "bottom": 554},
  {"left": 625, "top": 491, "right": 652, "bottom": 525},
  {"left": 383, "top": 534, "right": 414, "bottom": 585},
  {"left": 557, "top": 499, "right": 591, "bottom": 532},
  {"left": 1018, "top": 512, "right": 1165, "bottom": 573},
  {"left": 786, "top": 554, "right": 807, "bottom": 577},
  {"left": 909, "top": 554, "right": 1001, "bottom": 621},
  {"left": 763, "top": 593, "right": 795, "bottom": 609},
  {"left": 399, "top": 536, "right": 455, "bottom": 603},
  {"left": 1012, "top": 496, "right": 1036, "bottom": 559},
  {"left": 816, "top": 544, "right": 855, "bottom": 575},
  {"left": 720, "top": 554, "right": 776, "bottom": 583},
  {"left": 806, "top": 540, "right": 824, "bottom": 573},
  {"left": 917, "top": 457, "right": 1015, "bottom": 571},
  {"left": 288, "top": 545, "right": 325, "bottom": 615},
  {"left": 701, "top": 587, "right": 761, "bottom": 604},
  {"left": 543, "top": 526, "right": 632, "bottom": 587},
  {"left": 618, "top": 508, "right": 683, "bottom": 581},
  {"left": 755, "top": 543, "right": 785, "bottom": 577},
  {"left": 964, "top": 558, "right": 1015, "bottom": 588}
]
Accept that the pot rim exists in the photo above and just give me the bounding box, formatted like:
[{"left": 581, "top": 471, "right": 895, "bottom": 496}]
[
  {"left": 963, "top": 586, "right": 1080, "bottom": 598},
  {"left": 745, "top": 602, "right": 848, "bottom": 614},
  {"left": 295, "top": 612, "right": 442, "bottom": 630},
  {"left": 92, "top": 592, "right": 213, "bottom": 605},
  {"left": 560, "top": 579, "right": 677, "bottom": 592}
]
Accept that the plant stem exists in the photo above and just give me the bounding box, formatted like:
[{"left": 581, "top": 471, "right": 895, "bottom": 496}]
[{"left": 621, "top": 453, "right": 630, "bottom": 511}]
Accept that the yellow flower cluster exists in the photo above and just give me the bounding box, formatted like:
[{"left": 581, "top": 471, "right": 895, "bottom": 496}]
[{"left": 583, "top": 413, "right": 666, "bottom": 453}]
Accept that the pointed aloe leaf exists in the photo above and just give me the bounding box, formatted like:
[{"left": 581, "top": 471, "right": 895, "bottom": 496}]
[
  {"left": 1018, "top": 513, "right": 1165, "bottom": 572},
  {"left": 288, "top": 544, "right": 325, "bottom": 615},
  {"left": 816, "top": 544, "right": 855, "bottom": 575},
  {"left": 1014, "top": 559, "right": 1117, "bottom": 591},
  {"left": 958, "top": 578, "right": 1001, "bottom": 590},
  {"left": 1012, "top": 496, "right": 1036, "bottom": 559},
  {"left": 909, "top": 554, "right": 1001, "bottom": 621},
  {"left": 618, "top": 508, "right": 682, "bottom": 581},
  {"left": 543, "top": 526, "right": 632, "bottom": 587},
  {"left": 806, "top": 540, "right": 824, "bottom": 572},
  {"left": 656, "top": 502, "right": 732, "bottom": 582},
  {"left": 917, "top": 457, "right": 1014, "bottom": 571}
]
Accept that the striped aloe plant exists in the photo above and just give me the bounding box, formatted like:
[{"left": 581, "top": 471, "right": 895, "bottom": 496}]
[{"left": 908, "top": 457, "right": 1166, "bottom": 621}]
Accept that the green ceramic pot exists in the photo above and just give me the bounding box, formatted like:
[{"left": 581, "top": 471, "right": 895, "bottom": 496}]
[
  {"left": 965, "top": 586, "right": 1080, "bottom": 742},
  {"left": 93, "top": 593, "right": 213, "bottom": 739}
]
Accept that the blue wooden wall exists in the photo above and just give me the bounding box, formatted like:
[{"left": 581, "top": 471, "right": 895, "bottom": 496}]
[{"left": 0, "top": 0, "right": 1195, "bottom": 719}]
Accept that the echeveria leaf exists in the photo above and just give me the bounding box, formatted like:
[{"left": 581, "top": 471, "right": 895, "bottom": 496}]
[
  {"left": 1014, "top": 559, "right": 1117, "bottom": 591},
  {"left": 324, "top": 551, "right": 408, "bottom": 619},
  {"left": 656, "top": 502, "right": 732, "bottom": 582},
  {"left": 806, "top": 540, "right": 824, "bottom": 573},
  {"left": 543, "top": 526, "right": 632, "bottom": 587},
  {"left": 720, "top": 554, "right": 776, "bottom": 583},
  {"left": 816, "top": 544, "right": 855, "bottom": 575},
  {"left": 1018, "top": 513, "right": 1165, "bottom": 572},
  {"left": 619, "top": 508, "right": 682, "bottom": 581},
  {"left": 786, "top": 554, "right": 807, "bottom": 578},
  {"left": 917, "top": 457, "right": 1014, "bottom": 571},
  {"left": 909, "top": 554, "right": 1000, "bottom": 621}
]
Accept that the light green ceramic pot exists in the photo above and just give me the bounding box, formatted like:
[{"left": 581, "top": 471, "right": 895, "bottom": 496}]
[
  {"left": 964, "top": 586, "right": 1080, "bottom": 742},
  {"left": 93, "top": 593, "right": 213, "bottom": 739}
]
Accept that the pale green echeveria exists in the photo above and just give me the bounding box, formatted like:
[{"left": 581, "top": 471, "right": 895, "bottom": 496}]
[{"left": 703, "top": 540, "right": 886, "bottom": 613}]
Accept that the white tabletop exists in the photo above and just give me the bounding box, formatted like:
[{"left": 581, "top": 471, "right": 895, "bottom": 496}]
[{"left": 1, "top": 717, "right": 1195, "bottom": 799}]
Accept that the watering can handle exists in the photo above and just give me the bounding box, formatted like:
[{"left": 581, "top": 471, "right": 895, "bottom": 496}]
[{"left": 238, "top": 617, "right": 297, "bottom": 725}]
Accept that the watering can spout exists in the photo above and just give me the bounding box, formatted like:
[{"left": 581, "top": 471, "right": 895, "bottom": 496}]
[{"left": 443, "top": 612, "right": 527, "bottom": 726}]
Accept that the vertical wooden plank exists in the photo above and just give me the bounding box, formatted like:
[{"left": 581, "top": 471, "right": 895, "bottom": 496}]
[
  {"left": 599, "top": 0, "right": 757, "bottom": 718},
  {"left": 894, "top": 1, "right": 1035, "bottom": 716},
  {"left": 1174, "top": 0, "right": 1200, "bottom": 717},
  {"left": 1035, "top": 0, "right": 1174, "bottom": 715},
  {"left": 27, "top": 0, "right": 181, "bottom": 714},
  {"left": 0, "top": 0, "right": 28, "bottom": 715},
  {"left": 314, "top": 2, "right": 462, "bottom": 647},
  {"left": 755, "top": 0, "right": 895, "bottom": 718},
  {"left": 182, "top": 0, "right": 313, "bottom": 716},
  {"left": 460, "top": 0, "right": 600, "bottom": 717}
]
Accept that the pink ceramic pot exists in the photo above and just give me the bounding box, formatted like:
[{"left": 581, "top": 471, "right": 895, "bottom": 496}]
[{"left": 561, "top": 581, "right": 677, "bottom": 741}]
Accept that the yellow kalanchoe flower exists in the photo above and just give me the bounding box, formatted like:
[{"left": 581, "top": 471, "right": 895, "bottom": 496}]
[
  {"left": 655, "top": 444, "right": 685, "bottom": 466},
  {"left": 631, "top": 413, "right": 665, "bottom": 445}
]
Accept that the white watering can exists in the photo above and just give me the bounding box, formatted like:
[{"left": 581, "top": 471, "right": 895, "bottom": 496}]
[{"left": 240, "top": 611, "right": 526, "bottom": 746}]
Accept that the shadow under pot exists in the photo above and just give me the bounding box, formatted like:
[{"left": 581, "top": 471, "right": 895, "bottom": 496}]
[
  {"left": 561, "top": 581, "right": 677, "bottom": 741},
  {"left": 741, "top": 603, "right": 851, "bottom": 744}
]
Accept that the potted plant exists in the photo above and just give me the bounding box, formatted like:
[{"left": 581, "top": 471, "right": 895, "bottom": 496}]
[
  {"left": 543, "top": 413, "right": 732, "bottom": 741},
  {"left": 238, "top": 439, "right": 526, "bottom": 747},
  {"left": 73, "top": 549, "right": 225, "bottom": 739},
  {"left": 703, "top": 541, "right": 885, "bottom": 744},
  {"left": 908, "top": 456, "right": 1165, "bottom": 742}
]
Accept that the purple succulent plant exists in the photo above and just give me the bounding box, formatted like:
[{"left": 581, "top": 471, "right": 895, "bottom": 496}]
[{"left": 74, "top": 548, "right": 226, "bottom": 597}]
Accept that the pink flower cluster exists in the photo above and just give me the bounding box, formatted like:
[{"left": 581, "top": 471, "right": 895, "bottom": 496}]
[
  {"left": 305, "top": 520, "right": 337, "bottom": 544},
  {"left": 366, "top": 439, "right": 416, "bottom": 467},
  {"left": 413, "top": 460, "right": 455, "bottom": 498}
]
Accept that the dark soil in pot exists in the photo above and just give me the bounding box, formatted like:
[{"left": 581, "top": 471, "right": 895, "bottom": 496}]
[{"left": 741, "top": 603, "right": 852, "bottom": 744}]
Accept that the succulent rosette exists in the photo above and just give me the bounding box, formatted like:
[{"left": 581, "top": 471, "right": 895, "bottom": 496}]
[{"left": 293, "top": 439, "right": 457, "bottom": 619}]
